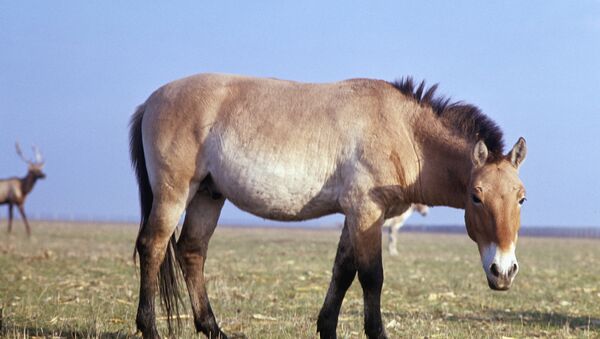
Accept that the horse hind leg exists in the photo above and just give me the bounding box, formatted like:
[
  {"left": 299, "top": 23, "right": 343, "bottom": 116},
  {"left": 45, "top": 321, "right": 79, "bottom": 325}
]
[
  {"left": 176, "top": 190, "right": 227, "bottom": 338},
  {"left": 136, "top": 189, "right": 188, "bottom": 339}
]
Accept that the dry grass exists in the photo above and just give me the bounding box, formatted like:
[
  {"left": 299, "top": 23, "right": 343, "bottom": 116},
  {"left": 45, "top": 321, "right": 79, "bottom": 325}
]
[{"left": 1, "top": 221, "right": 599, "bottom": 338}]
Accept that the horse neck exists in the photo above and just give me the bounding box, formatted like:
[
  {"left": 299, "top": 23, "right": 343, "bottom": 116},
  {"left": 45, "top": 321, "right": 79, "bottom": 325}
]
[
  {"left": 410, "top": 116, "right": 472, "bottom": 209},
  {"left": 20, "top": 171, "right": 38, "bottom": 195}
]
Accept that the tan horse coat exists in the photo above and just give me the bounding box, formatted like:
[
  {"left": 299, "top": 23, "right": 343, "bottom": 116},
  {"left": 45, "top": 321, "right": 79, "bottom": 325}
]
[{"left": 130, "top": 73, "right": 527, "bottom": 339}]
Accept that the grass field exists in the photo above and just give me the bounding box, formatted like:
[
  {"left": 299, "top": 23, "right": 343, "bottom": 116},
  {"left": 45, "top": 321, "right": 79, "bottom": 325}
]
[{"left": 0, "top": 221, "right": 599, "bottom": 338}]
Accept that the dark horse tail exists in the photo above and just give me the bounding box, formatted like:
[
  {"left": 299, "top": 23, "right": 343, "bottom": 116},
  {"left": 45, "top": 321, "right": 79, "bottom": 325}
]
[{"left": 129, "top": 103, "right": 183, "bottom": 334}]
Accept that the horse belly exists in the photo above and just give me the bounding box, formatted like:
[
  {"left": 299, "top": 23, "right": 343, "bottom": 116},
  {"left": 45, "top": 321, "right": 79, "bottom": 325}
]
[{"left": 206, "top": 139, "right": 341, "bottom": 221}]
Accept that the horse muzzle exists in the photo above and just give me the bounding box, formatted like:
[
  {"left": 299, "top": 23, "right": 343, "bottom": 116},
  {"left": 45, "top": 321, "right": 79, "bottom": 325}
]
[
  {"left": 480, "top": 242, "right": 519, "bottom": 291},
  {"left": 486, "top": 260, "right": 519, "bottom": 291}
]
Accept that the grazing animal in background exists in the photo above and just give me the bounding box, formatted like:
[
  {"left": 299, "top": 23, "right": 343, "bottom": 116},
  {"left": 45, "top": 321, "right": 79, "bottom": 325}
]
[
  {"left": 0, "top": 143, "right": 46, "bottom": 237},
  {"left": 129, "top": 73, "right": 527, "bottom": 339},
  {"left": 384, "top": 203, "right": 429, "bottom": 256}
]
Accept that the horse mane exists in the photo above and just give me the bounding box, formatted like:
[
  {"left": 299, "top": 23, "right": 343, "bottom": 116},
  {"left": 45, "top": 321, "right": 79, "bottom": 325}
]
[{"left": 390, "top": 77, "right": 505, "bottom": 161}]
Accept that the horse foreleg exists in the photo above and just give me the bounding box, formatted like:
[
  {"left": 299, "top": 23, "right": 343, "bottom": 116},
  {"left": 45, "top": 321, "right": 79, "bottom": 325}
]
[
  {"left": 176, "top": 192, "right": 227, "bottom": 338},
  {"left": 7, "top": 204, "right": 13, "bottom": 233},
  {"left": 136, "top": 196, "right": 186, "bottom": 339},
  {"left": 317, "top": 222, "right": 357, "bottom": 338},
  {"left": 16, "top": 204, "right": 30, "bottom": 237},
  {"left": 356, "top": 237, "right": 386, "bottom": 339},
  {"left": 346, "top": 200, "right": 387, "bottom": 339}
]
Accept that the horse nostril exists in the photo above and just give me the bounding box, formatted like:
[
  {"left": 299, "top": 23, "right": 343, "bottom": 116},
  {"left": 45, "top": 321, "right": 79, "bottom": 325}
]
[
  {"left": 490, "top": 263, "right": 500, "bottom": 278},
  {"left": 508, "top": 262, "right": 519, "bottom": 278}
]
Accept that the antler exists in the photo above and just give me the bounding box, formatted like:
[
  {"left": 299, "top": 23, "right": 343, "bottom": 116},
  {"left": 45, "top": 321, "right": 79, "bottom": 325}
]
[
  {"left": 15, "top": 142, "right": 44, "bottom": 165},
  {"left": 15, "top": 142, "right": 33, "bottom": 165},
  {"left": 33, "top": 145, "right": 44, "bottom": 165}
]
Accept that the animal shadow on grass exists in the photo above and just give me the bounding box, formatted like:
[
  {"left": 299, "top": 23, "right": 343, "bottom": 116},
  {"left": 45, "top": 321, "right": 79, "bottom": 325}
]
[{"left": 445, "top": 310, "right": 600, "bottom": 331}]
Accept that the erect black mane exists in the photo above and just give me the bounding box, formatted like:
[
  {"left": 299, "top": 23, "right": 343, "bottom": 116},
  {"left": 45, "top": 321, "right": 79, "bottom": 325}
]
[{"left": 390, "top": 77, "right": 505, "bottom": 160}]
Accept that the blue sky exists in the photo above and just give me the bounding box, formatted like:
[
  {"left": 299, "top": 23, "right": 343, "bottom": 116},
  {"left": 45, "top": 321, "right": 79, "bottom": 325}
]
[{"left": 1, "top": 1, "right": 599, "bottom": 226}]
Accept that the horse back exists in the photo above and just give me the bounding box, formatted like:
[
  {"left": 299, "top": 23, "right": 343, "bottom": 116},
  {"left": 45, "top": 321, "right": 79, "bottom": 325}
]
[{"left": 140, "top": 74, "right": 421, "bottom": 220}]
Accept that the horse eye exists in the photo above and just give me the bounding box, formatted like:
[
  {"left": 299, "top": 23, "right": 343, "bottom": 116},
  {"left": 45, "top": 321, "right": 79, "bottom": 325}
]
[
  {"left": 472, "top": 194, "right": 482, "bottom": 204},
  {"left": 519, "top": 197, "right": 527, "bottom": 205}
]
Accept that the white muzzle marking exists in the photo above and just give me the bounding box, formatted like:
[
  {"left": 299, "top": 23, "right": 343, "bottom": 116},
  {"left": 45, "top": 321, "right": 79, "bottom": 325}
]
[{"left": 481, "top": 242, "right": 518, "bottom": 289}]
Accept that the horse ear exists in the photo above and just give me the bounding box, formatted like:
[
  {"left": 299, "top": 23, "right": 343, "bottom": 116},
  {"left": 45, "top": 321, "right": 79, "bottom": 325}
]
[
  {"left": 507, "top": 137, "right": 527, "bottom": 169},
  {"left": 472, "top": 140, "right": 489, "bottom": 168}
]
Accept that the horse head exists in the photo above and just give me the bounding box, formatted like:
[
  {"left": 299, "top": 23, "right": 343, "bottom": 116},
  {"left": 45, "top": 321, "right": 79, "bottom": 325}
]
[{"left": 465, "top": 138, "right": 527, "bottom": 290}]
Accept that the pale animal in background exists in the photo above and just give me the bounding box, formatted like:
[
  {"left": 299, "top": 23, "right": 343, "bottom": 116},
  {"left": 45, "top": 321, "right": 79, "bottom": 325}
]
[
  {"left": 0, "top": 143, "right": 46, "bottom": 236},
  {"left": 384, "top": 203, "right": 429, "bottom": 256}
]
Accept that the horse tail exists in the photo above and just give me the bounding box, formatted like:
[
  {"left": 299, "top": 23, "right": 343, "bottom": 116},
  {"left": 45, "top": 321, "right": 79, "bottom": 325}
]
[
  {"left": 129, "top": 103, "right": 152, "bottom": 262},
  {"left": 129, "top": 103, "right": 184, "bottom": 334}
]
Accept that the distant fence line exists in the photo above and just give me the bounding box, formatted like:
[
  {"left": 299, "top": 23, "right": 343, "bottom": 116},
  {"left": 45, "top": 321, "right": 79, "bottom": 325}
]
[
  {"left": 0, "top": 212, "right": 139, "bottom": 224},
  {"left": 0, "top": 213, "right": 599, "bottom": 239},
  {"left": 400, "top": 225, "right": 600, "bottom": 239}
]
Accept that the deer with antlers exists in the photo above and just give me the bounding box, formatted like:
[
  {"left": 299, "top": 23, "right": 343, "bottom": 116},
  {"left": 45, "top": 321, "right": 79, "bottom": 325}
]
[{"left": 0, "top": 143, "right": 45, "bottom": 236}]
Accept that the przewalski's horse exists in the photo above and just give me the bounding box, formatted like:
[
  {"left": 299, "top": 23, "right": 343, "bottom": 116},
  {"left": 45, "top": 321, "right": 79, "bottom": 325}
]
[
  {"left": 0, "top": 143, "right": 46, "bottom": 236},
  {"left": 129, "top": 73, "right": 527, "bottom": 339},
  {"left": 384, "top": 203, "right": 428, "bottom": 256}
]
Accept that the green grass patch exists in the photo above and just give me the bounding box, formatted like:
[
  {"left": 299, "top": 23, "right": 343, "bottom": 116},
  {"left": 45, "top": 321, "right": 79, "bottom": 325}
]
[{"left": 0, "top": 221, "right": 599, "bottom": 338}]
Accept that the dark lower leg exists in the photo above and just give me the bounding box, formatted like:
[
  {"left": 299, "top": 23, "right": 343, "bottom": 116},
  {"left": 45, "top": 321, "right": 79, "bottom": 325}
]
[
  {"left": 7, "top": 205, "right": 13, "bottom": 233},
  {"left": 17, "top": 205, "right": 30, "bottom": 237},
  {"left": 178, "top": 247, "right": 226, "bottom": 338},
  {"left": 177, "top": 193, "right": 226, "bottom": 338},
  {"left": 317, "top": 224, "right": 357, "bottom": 339},
  {"left": 358, "top": 257, "right": 386, "bottom": 339},
  {"left": 136, "top": 237, "right": 164, "bottom": 339}
]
